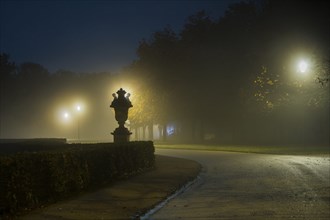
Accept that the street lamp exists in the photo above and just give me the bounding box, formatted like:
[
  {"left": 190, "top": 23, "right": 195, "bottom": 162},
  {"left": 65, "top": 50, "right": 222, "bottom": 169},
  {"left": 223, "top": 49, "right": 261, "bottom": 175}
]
[
  {"left": 76, "top": 105, "right": 81, "bottom": 141},
  {"left": 298, "top": 60, "right": 308, "bottom": 74},
  {"left": 63, "top": 112, "right": 70, "bottom": 120},
  {"left": 59, "top": 103, "right": 84, "bottom": 141}
]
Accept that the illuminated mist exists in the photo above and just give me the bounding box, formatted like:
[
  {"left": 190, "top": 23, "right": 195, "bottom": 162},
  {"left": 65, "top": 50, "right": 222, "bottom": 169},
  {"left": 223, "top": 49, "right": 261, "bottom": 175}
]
[{"left": 0, "top": 0, "right": 329, "bottom": 146}]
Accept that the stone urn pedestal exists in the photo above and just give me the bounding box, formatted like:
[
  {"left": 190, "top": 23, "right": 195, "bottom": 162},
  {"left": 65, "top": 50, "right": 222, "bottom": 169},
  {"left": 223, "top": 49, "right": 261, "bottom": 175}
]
[{"left": 110, "top": 88, "right": 133, "bottom": 143}]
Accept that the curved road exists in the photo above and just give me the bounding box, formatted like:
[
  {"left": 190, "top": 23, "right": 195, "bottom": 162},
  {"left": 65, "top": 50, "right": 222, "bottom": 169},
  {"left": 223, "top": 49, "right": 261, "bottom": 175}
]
[{"left": 151, "top": 149, "right": 330, "bottom": 219}]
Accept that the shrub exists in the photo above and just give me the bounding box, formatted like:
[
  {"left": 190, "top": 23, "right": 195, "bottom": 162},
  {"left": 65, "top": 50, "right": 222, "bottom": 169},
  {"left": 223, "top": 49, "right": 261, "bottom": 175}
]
[{"left": 0, "top": 141, "right": 154, "bottom": 216}]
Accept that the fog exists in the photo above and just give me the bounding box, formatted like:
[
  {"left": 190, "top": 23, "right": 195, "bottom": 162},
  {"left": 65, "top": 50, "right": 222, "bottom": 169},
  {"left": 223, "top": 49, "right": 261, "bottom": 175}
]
[
  {"left": 0, "top": 69, "right": 118, "bottom": 141},
  {"left": 1, "top": 0, "right": 329, "bottom": 146}
]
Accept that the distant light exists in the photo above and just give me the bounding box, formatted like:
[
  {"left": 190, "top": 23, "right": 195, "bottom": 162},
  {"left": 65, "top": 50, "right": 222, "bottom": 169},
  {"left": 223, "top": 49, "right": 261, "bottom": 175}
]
[
  {"left": 76, "top": 105, "right": 81, "bottom": 111},
  {"left": 64, "top": 112, "right": 70, "bottom": 119},
  {"left": 167, "top": 124, "right": 175, "bottom": 136},
  {"left": 298, "top": 60, "right": 308, "bottom": 73}
]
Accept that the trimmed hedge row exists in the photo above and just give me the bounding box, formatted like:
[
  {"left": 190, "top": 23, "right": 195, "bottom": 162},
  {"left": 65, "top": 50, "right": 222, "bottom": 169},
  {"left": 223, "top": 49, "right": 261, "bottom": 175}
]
[
  {"left": 0, "top": 138, "right": 67, "bottom": 155},
  {"left": 0, "top": 141, "right": 154, "bottom": 216}
]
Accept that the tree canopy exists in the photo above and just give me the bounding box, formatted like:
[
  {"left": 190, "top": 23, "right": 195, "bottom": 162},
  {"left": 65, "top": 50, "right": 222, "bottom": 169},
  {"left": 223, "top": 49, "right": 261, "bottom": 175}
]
[{"left": 125, "top": 0, "right": 329, "bottom": 144}]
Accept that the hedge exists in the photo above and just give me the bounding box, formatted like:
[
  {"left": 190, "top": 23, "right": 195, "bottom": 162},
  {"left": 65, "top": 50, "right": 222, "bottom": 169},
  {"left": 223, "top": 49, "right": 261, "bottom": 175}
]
[
  {"left": 0, "top": 141, "right": 155, "bottom": 217},
  {"left": 0, "top": 138, "right": 67, "bottom": 155}
]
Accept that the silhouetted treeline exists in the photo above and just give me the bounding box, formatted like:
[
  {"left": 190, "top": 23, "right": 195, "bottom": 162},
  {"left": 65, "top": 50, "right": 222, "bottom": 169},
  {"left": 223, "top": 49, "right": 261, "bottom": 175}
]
[
  {"left": 125, "top": 0, "right": 329, "bottom": 145},
  {"left": 1, "top": 0, "right": 329, "bottom": 145},
  {"left": 0, "top": 54, "right": 120, "bottom": 139}
]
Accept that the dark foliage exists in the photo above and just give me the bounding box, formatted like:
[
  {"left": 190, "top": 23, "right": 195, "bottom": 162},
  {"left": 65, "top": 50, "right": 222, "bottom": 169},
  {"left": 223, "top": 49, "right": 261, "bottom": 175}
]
[
  {"left": 127, "top": 0, "right": 329, "bottom": 144},
  {"left": 0, "top": 141, "right": 154, "bottom": 217}
]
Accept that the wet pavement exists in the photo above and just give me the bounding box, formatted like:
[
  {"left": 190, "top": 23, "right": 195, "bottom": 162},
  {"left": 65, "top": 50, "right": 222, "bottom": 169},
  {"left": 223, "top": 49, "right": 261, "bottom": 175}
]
[
  {"left": 152, "top": 149, "right": 330, "bottom": 220},
  {"left": 20, "top": 155, "right": 200, "bottom": 220}
]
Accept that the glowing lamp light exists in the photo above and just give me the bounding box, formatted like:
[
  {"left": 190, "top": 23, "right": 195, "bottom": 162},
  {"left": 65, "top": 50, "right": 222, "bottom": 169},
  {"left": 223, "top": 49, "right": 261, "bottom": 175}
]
[
  {"left": 298, "top": 60, "right": 308, "bottom": 74},
  {"left": 76, "top": 105, "right": 81, "bottom": 111},
  {"left": 63, "top": 112, "right": 70, "bottom": 119}
]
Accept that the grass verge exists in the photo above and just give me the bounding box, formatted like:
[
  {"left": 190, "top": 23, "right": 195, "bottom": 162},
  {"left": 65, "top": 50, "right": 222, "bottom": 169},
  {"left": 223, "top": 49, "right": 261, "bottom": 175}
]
[{"left": 155, "top": 144, "right": 330, "bottom": 156}]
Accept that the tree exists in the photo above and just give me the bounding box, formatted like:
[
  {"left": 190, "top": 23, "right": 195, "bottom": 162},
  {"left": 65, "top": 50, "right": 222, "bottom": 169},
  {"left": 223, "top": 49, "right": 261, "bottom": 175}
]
[
  {"left": 18, "top": 62, "right": 49, "bottom": 81},
  {"left": 0, "top": 53, "right": 17, "bottom": 137},
  {"left": 314, "top": 57, "right": 330, "bottom": 87},
  {"left": 0, "top": 53, "right": 16, "bottom": 78},
  {"left": 127, "top": 0, "right": 329, "bottom": 144}
]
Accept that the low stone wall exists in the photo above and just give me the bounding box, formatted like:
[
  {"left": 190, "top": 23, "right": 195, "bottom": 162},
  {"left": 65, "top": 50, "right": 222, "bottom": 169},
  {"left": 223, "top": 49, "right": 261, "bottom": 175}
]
[{"left": 0, "top": 141, "right": 155, "bottom": 217}]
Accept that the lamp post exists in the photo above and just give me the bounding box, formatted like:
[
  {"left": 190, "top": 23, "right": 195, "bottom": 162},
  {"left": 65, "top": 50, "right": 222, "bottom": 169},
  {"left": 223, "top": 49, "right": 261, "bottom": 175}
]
[
  {"left": 63, "top": 112, "right": 70, "bottom": 120},
  {"left": 60, "top": 104, "right": 83, "bottom": 141},
  {"left": 76, "top": 105, "right": 81, "bottom": 140},
  {"left": 110, "top": 88, "right": 133, "bottom": 143},
  {"left": 62, "top": 111, "right": 71, "bottom": 139},
  {"left": 298, "top": 59, "right": 308, "bottom": 74}
]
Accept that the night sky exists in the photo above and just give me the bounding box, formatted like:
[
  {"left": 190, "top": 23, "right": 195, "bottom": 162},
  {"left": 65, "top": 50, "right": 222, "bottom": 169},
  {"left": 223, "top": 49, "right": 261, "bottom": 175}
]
[{"left": 1, "top": 0, "right": 238, "bottom": 73}]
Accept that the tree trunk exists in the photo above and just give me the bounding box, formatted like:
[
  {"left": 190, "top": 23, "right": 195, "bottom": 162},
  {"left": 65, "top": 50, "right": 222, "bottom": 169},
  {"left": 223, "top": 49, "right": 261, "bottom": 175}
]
[
  {"left": 162, "top": 123, "right": 167, "bottom": 142},
  {"left": 158, "top": 125, "right": 163, "bottom": 141},
  {"left": 191, "top": 119, "right": 196, "bottom": 141},
  {"left": 136, "top": 126, "right": 140, "bottom": 140},
  {"left": 199, "top": 119, "right": 204, "bottom": 142},
  {"left": 142, "top": 125, "right": 146, "bottom": 140},
  {"left": 148, "top": 122, "right": 154, "bottom": 140}
]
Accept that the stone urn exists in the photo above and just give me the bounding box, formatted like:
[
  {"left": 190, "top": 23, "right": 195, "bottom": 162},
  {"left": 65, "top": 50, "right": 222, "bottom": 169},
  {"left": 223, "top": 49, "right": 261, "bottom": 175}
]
[{"left": 110, "top": 88, "right": 133, "bottom": 143}]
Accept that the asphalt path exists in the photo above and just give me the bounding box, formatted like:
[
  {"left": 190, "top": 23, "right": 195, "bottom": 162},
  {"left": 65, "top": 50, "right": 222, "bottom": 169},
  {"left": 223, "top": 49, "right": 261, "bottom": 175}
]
[{"left": 151, "top": 149, "right": 330, "bottom": 220}]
